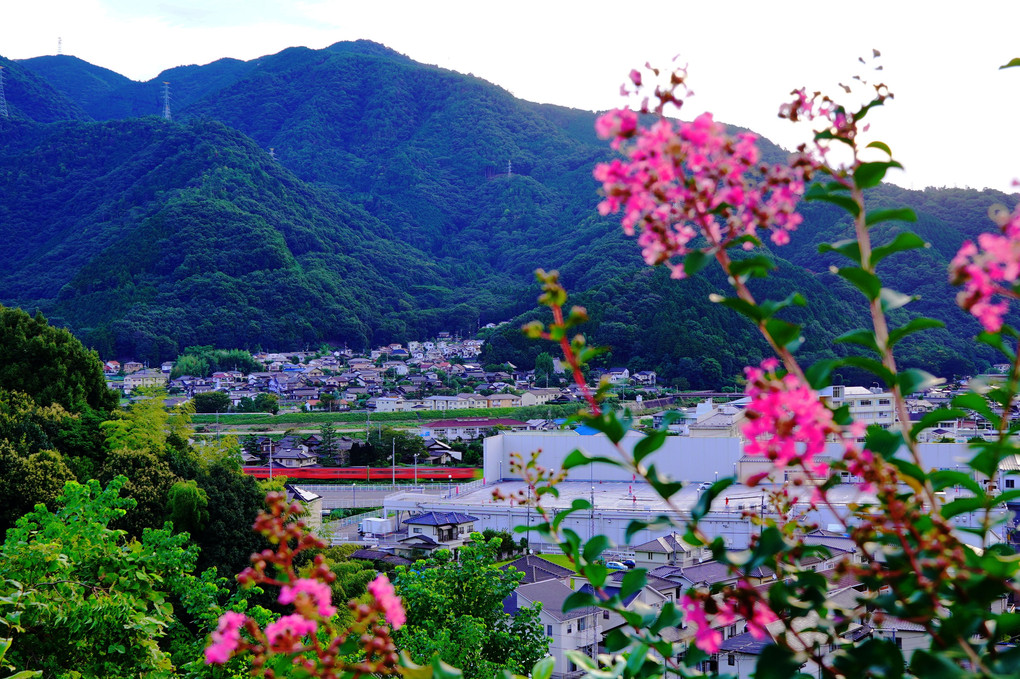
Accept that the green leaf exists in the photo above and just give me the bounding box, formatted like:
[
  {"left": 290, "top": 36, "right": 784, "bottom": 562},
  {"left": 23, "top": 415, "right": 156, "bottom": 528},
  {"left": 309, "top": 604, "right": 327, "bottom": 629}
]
[
  {"left": 865, "top": 427, "right": 904, "bottom": 458},
  {"left": 562, "top": 449, "right": 621, "bottom": 470},
  {"left": 633, "top": 429, "right": 668, "bottom": 464},
  {"left": 897, "top": 368, "right": 943, "bottom": 396},
  {"left": 531, "top": 656, "right": 555, "bottom": 679},
  {"left": 819, "top": 239, "right": 862, "bottom": 265},
  {"left": 888, "top": 317, "right": 944, "bottom": 347},
  {"left": 841, "top": 356, "right": 894, "bottom": 385},
  {"left": 880, "top": 288, "right": 915, "bottom": 312},
  {"left": 728, "top": 256, "right": 775, "bottom": 280},
  {"left": 683, "top": 250, "right": 710, "bottom": 277},
  {"left": 563, "top": 590, "right": 597, "bottom": 612},
  {"left": 871, "top": 230, "right": 925, "bottom": 264},
  {"left": 582, "top": 535, "right": 610, "bottom": 564},
  {"left": 619, "top": 568, "right": 647, "bottom": 599},
  {"left": 910, "top": 408, "right": 968, "bottom": 439},
  {"left": 764, "top": 318, "right": 804, "bottom": 352},
  {"left": 430, "top": 656, "right": 464, "bottom": 679},
  {"left": 837, "top": 267, "right": 881, "bottom": 300},
  {"left": 854, "top": 161, "right": 902, "bottom": 189},
  {"left": 755, "top": 641, "right": 808, "bottom": 679},
  {"left": 865, "top": 140, "right": 893, "bottom": 156},
  {"left": 952, "top": 392, "right": 999, "bottom": 425},
  {"left": 834, "top": 329, "right": 880, "bottom": 354},
  {"left": 1000, "top": 58, "right": 1020, "bottom": 69},
  {"left": 805, "top": 183, "right": 860, "bottom": 217},
  {"left": 930, "top": 470, "right": 983, "bottom": 495},
  {"left": 805, "top": 359, "right": 839, "bottom": 389},
  {"left": 691, "top": 478, "right": 734, "bottom": 522},
  {"left": 715, "top": 295, "right": 765, "bottom": 322},
  {"left": 758, "top": 292, "right": 807, "bottom": 319}
]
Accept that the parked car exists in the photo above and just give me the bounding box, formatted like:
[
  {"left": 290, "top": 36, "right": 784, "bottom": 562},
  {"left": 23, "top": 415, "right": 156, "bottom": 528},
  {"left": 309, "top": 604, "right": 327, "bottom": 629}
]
[
  {"left": 622, "top": 559, "right": 636, "bottom": 569},
  {"left": 606, "top": 561, "right": 626, "bottom": 570}
]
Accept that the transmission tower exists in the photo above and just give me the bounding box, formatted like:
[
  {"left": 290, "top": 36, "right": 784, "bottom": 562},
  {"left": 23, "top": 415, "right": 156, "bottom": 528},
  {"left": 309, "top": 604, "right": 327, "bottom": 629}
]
[
  {"left": 0, "top": 67, "right": 9, "bottom": 120},
  {"left": 507, "top": 158, "right": 512, "bottom": 178},
  {"left": 58, "top": 37, "right": 63, "bottom": 55},
  {"left": 161, "top": 81, "right": 171, "bottom": 120}
]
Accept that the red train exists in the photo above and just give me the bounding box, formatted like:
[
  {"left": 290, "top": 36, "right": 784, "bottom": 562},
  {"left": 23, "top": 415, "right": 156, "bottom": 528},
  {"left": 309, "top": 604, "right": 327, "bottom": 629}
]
[{"left": 241, "top": 466, "right": 478, "bottom": 481}]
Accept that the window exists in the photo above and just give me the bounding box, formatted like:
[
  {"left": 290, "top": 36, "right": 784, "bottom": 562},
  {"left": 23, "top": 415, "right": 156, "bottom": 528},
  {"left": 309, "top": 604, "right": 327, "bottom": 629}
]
[
  {"left": 413, "top": 528, "right": 422, "bottom": 534},
  {"left": 604, "top": 610, "right": 610, "bottom": 620},
  {"left": 728, "top": 655, "right": 735, "bottom": 666},
  {"left": 728, "top": 624, "right": 736, "bottom": 637},
  {"left": 579, "top": 617, "right": 587, "bottom": 631},
  {"left": 567, "top": 623, "right": 572, "bottom": 633},
  {"left": 859, "top": 399, "right": 872, "bottom": 406},
  {"left": 878, "top": 399, "right": 891, "bottom": 405},
  {"left": 1008, "top": 479, "right": 1016, "bottom": 489},
  {"left": 546, "top": 625, "right": 552, "bottom": 636}
]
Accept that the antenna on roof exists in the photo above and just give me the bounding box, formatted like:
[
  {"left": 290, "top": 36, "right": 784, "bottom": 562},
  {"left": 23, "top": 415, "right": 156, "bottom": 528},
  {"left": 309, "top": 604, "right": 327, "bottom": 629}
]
[
  {"left": 0, "top": 67, "right": 8, "bottom": 120},
  {"left": 57, "top": 37, "right": 63, "bottom": 55},
  {"left": 161, "top": 81, "right": 171, "bottom": 121}
]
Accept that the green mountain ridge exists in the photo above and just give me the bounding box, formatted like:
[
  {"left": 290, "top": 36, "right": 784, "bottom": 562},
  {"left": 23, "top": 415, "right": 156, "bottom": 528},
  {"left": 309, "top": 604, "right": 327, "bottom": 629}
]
[{"left": 3, "top": 41, "right": 1016, "bottom": 381}]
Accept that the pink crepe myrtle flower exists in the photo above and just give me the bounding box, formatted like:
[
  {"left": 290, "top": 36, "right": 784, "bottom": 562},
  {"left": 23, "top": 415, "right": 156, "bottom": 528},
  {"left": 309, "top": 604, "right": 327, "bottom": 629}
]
[
  {"left": 264, "top": 614, "right": 318, "bottom": 651},
  {"left": 279, "top": 577, "right": 337, "bottom": 618},
  {"left": 742, "top": 359, "right": 835, "bottom": 477},
  {"left": 205, "top": 611, "right": 246, "bottom": 664},
  {"left": 594, "top": 79, "right": 813, "bottom": 277},
  {"left": 681, "top": 594, "right": 736, "bottom": 654},
  {"left": 368, "top": 574, "right": 406, "bottom": 630},
  {"left": 950, "top": 204, "right": 1020, "bottom": 332},
  {"left": 746, "top": 599, "right": 779, "bottom": 641}
]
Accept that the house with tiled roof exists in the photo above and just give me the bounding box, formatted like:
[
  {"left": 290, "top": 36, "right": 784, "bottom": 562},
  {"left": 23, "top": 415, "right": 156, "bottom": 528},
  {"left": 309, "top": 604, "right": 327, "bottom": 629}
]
[
  {"left": 403, "top": 511, "right": 478, "bottom": 544},
  {"left": 510, "top": 579, "right": 601, "bottom": 678},
  {"left": 500, "top": 555, "right": 575, "bottom": 585},
  {"left": 631, "top": 532, "right": 709, "bottom": 568}
]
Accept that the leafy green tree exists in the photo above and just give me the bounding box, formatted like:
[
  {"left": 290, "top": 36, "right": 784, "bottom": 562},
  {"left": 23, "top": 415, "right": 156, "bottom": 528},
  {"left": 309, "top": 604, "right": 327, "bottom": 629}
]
[
  {"left": 193, "top": 459, "right": 266, "bottom": 575},
  {"left": 393, "top": 535, "right": 549, "bottom": 678},
  {"left": 102, "top": 388, "right": 171, "bottom": 454},
  {"left": 533, "top": 351, "right": 556, "bottom": 386},
  {"left": 192, "top": 390, "right": 231, "bottom": 413},
  {"left": 0, "top": 443, "right": 77, "bottom": 537},
  {"left": 0, "top": 477, "right": 196, "bottom": 677},
  {"left": 167, "top": 479, "right": 210, "bottom": 536},
  {"left": 170, "top": 353, "right": 210, "bottom": 379},
  {"left": 318, "top": 421, "right": 340, "bottom": 465},
  {"left": 98, "top": 448, "right": 180, "bottom": 537},
  {"left": 253, "top": 393, "right": 279, "bottom": 415},
  {"left": 0, "top": 306, "right": 118, "bottom": 414}
]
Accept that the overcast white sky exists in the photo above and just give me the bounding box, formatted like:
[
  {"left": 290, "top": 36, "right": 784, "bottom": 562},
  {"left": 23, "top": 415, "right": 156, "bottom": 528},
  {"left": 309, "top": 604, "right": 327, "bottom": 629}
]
[{"left": 3, "top": 0, "right": 1019, "bottom": 194}]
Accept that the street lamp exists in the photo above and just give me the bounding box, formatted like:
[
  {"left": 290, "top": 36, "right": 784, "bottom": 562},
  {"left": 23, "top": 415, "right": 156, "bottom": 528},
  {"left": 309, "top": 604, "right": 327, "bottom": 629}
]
[
  {"left": 353, "top": 482, "right": 357, "bottom": 509},
  {"left": 414, "top": 453, "right": 419, "bottom": 485}
]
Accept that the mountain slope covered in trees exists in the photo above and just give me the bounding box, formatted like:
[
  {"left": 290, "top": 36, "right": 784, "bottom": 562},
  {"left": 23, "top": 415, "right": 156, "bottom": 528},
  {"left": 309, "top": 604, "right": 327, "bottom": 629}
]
[{"left": 3, "top": 41, "right": 1016, "bottom": 380}]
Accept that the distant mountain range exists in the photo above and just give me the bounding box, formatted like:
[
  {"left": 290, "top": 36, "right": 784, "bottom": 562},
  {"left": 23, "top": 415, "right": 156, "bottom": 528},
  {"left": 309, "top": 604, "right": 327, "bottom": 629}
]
[{"left": 0, "top": 42, "right": 1015, "bottom": 385}]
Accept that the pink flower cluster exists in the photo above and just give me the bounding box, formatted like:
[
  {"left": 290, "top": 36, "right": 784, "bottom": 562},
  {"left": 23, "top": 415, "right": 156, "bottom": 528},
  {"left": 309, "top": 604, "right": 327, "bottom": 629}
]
[
  {"left": 950, "top": 202, "right": 1020, "bottom": 333},
  {"left": 594, "top": 100, "right": 811, "bottom": 278},
  {"left": 204, "top": 611, "right": 246, "bottom": 664},
  {"left": 279, "top": 577, "right": 338, "bottom": 618},
  {"left": 367, "top": 574, "right": 406, "bottom": 630},
  {"left": 265, "top": 614, "right": 319, "bottom": 651},
  {"left": 742, "top": 359, "right": 836, "bottom": 477},
  {"left": 681, "top": 588, "right": 778, "bottom": 653}
]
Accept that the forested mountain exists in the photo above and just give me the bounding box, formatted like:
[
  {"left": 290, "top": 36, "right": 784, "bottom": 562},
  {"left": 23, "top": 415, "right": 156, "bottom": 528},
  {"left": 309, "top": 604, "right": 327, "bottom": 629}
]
[{"left": 3, "top": 41, "right": 1016, "bottom": 381}]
